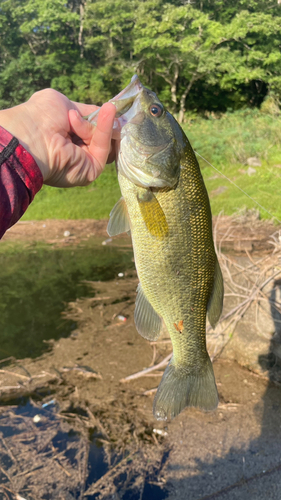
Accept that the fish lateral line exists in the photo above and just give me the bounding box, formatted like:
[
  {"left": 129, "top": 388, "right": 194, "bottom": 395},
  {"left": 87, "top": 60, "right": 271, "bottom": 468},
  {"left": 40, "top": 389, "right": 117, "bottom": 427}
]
[{"left": 194, "top": 150, "right": 281, "bottom": 224}]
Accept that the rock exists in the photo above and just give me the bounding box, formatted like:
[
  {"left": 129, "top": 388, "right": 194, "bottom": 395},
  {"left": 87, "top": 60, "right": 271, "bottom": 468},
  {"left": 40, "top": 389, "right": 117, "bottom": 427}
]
[
  {"left": 207, "top": 253, "right": 281, "bottom": 383},
  {"left": 247, "top": 157, "right": 261, "bottom": 167},
  {"left": 63, "top": 230, "right": 71, "bottom": 237},
  {"left": 247, "top": 167, "right": 256, "bottom": 176}
]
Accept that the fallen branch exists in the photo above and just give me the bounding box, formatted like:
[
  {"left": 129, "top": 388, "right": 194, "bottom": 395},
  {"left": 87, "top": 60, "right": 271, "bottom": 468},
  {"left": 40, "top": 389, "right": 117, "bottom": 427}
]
[{"left": 120, "top": 353, "right": 172, "bottom": 382}]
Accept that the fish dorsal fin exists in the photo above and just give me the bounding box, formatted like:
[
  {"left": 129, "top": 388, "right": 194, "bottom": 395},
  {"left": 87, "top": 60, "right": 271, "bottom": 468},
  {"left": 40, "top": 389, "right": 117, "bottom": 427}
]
[
  {"left": 207, "top": 258, "right": 224, "bottom": 328},
  {"left": 134, "top": 283, "right": 162, "bottom": 340},
  {"left": 137, "top": 190, "right": 169, "bottom": 238},
  {"left": 107, "top": 197, "right": 130, "bottom": 236}
]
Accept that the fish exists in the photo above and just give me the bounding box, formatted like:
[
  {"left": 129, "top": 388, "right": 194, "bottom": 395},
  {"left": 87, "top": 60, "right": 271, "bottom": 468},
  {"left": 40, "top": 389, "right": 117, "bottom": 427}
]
[{"left": 88, "top": 75, "right": 224, "bottom": 421}]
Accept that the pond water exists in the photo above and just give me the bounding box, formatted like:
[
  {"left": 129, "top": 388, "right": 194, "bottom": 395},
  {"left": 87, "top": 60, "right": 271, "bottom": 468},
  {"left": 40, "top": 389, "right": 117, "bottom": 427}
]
[{"left": 0, "top": 239, "right": 134, "bottom": 360}]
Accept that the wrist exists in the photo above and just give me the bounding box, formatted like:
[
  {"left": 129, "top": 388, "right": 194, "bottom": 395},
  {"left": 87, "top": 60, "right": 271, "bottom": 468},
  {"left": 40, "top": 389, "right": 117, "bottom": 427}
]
[{"left": 0, "top": 103, "right": 48, "bottom": 179}]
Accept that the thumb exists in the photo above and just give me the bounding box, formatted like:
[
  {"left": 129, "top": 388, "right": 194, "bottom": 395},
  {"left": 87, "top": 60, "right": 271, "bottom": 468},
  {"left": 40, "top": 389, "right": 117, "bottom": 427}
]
[
  {"left": 69, "top": 102, "right": 116, "bottom": 179},
  {"left": 69, "top": 102, "right": 116, "bottom": 145}
]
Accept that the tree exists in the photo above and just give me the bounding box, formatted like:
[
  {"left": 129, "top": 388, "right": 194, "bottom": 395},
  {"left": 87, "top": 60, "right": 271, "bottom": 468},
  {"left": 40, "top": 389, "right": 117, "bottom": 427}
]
[
  {"left": 133, "top": 1, "right": 231, "bottom": 121},
  {"left": 0, "top": 0, "right": 280, "bottom": 115},
  {"left": 133, "top": 0, "right": 281, "bottom": 120}
]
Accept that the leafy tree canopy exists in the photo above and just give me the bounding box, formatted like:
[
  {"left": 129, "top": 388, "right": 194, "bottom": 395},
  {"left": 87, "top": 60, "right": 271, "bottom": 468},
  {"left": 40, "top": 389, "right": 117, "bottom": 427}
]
[{"left": 0, "top": 0, "right": 280, "bottom": 120}]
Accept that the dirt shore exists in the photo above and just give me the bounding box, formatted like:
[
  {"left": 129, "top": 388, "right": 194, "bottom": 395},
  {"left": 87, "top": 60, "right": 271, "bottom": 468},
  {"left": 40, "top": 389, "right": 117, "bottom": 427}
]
[{"left": 3, "top": 214, "right": 279, "bottom": 253}]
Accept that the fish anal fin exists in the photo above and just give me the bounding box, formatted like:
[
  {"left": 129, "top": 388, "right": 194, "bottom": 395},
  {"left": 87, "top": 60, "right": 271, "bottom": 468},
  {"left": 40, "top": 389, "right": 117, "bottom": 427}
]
[
  {"left": 134, "top": 283, "right": 162, "bottom": 341},
  {"left": 153, "top": 355, "right": 218, "bottom": 421},
  {"left": 137, "top": 190, "right": 168, "bottom": 239},
  {"left": 107, "top": 197, "right": 130, "bottom": 237},
  {"left": 207, "top": 258, "right": 224, "bottom": 328}
]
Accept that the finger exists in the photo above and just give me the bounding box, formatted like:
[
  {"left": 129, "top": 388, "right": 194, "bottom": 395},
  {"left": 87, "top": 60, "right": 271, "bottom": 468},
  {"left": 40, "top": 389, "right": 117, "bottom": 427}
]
[
  {"left": 88, "top": 102, "right": 116, "bottom": 176},
  {"left": 71, "top": 101, "right": 100, "bottom": 117},
  {"left": 69, "top": 109, "right": 96, "bottom": 144}
]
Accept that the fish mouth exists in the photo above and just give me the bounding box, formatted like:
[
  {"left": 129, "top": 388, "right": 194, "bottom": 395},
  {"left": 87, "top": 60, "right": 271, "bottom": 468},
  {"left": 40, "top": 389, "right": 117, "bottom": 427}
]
[{"left": 87, "top": 75, "right": 143, "bottom": 127}]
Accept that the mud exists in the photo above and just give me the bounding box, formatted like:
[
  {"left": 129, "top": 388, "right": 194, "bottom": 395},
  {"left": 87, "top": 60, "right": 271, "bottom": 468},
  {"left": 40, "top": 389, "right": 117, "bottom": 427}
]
[{"left": 2, "top": 214, "right": 278, "bottom": 253}]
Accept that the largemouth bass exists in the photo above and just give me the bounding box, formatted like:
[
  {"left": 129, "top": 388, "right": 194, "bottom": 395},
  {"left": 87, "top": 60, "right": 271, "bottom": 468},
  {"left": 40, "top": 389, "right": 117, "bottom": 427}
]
[{"left": 88, "top": 75, "right": 224, "bottom": 421}]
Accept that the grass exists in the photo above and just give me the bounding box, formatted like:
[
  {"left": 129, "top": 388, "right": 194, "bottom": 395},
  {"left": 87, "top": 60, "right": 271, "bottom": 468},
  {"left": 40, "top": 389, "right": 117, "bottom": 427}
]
[
  {"left": 22, "top": 108, "right": 281, "bottom": 222},
  {"left": 22, "top": 163, "right": 121, "bottom": 220},
  {"left": 186, "top": 108, "right": 281, "bottom": 222}
]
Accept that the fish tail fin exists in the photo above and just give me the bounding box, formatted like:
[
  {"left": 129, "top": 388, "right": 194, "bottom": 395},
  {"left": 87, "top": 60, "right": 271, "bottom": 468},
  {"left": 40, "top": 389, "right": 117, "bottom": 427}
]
[{"left": 153, "top": 355, "right": 218, "bottom": 421}]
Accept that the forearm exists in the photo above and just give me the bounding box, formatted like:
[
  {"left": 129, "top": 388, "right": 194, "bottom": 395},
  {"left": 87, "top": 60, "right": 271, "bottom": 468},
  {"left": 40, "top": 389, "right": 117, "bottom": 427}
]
[{"left": 0, "top": 126, "right": 43, "bottom": 239}]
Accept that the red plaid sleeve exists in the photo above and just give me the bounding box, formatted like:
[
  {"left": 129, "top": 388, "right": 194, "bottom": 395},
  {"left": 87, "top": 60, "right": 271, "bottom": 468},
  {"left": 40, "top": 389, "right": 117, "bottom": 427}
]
[{"left": 0, "top": 126, "right": 43, "bottom": 239}]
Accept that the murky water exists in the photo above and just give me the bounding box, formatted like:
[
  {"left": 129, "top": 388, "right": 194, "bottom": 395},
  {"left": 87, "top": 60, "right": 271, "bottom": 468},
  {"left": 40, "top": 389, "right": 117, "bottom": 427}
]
[{"left": 0, "top": 239, "right": 134, "bottom": 360}]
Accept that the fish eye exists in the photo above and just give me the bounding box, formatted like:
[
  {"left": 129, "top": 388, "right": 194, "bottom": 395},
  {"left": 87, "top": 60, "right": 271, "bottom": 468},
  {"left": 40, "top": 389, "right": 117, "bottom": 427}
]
[{"left": 149, "top": 104, "right": 163, "bottom": 117}]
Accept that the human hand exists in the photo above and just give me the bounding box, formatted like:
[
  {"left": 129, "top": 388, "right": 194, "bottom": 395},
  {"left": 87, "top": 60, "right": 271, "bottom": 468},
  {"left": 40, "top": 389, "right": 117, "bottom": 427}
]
[{"left": 0, "top": 89, "right": 116, "bottom": 187}]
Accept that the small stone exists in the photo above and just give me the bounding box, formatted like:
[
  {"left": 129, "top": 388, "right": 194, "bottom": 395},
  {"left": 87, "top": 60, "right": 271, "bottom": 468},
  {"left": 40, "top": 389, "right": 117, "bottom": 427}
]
[
  {"left": 247, "top": 167, "right": 256, "bottom": 176},
  {"left": 64, "top": 230, "right": 71, "bottom": 237},
  {"left": 117, "top": 315, "right": 127, "bottom": 322},
  {"left": 102, "top": 238, "right": 112, "bottom": 245},
  {"left": 153, "top": 428, "right": 168, "bottom": 436},
  {"left": 247, "top": 157, "right": 261, "bottom": 167}
]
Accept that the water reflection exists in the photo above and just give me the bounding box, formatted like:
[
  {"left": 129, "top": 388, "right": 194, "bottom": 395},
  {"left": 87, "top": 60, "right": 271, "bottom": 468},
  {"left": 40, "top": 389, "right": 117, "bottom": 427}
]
[{"left": 0, "top": 240, "right": 134, "bottom": 360}]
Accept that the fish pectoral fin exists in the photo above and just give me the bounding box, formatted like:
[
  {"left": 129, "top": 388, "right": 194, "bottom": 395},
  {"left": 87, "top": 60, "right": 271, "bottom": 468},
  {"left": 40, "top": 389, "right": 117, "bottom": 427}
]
[
  {"left": 134, "top": 283, "right": 162, "bottom": 341},
  {"left": 107, "top": 197, "right": 130, "bottom": 237},
  {"left": 137, "top": 190, "right": 168, "bottom": 238},
  {"left": 207, "top": 258, "right": 224, "bottom": 328}
]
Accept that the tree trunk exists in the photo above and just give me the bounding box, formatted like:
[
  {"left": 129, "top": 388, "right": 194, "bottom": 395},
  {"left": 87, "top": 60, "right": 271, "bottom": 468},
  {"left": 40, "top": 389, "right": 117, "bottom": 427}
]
[
  {"left": 178, "top": 74, "right": 197, "bottom": 124},
  {"left": 170, "top": 64, "right": 179, "bottom": 108},
  {"left": 78, "top": 1, "right": 86, "bottom": 59}
]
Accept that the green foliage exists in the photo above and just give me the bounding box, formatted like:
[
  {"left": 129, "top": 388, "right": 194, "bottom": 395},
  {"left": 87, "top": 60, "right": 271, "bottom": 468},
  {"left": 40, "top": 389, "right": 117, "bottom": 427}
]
[
  {"left": 0, "top": 0, "right": 281, "bottom": 112},
  {"left": 185, "top": 109, "right": 281, "bottom": 166},
  {"left": 184, "top": 109, "right": 281, "bottom": 221}
]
